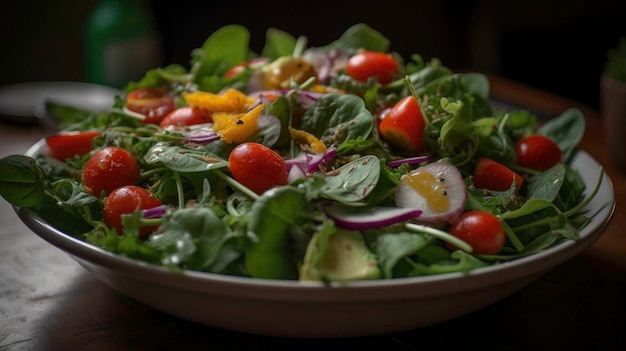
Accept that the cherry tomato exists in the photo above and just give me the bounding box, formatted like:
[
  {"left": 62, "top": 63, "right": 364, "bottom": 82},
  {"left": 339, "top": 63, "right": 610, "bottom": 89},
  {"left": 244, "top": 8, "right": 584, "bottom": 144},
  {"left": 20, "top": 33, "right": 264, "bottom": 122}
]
[
  {"left": 378, "top": 95, "right": 425, "bottom": 153},
  {"left": 346, "top": 51, "right": 399, "bottom": 84},
  {"left": 228, "top": 142, "right": 288, "bottom": 195},
  {"left": 160, "top": 106, "right": 212, "bottom": 128},
  {"left": 103, "top": 185, "right": 162, "bottom": 238},
  {"left": 125, "top": 87, "right": 175, "bottom": 124},
  {"left": 473, "top": 157, "right": 524, "bottom": 192},
  {"left": 515, "top": 134, "right": 562, "bottom": 171},
  {"left": 45, "top": 130, "right": 101, "bottom": 161},
  {"left": 446, "top": 210, "right": 505, "bottom": 255},
  {"left": 82, "top": 146, "right": 140, "bottom": 196}
]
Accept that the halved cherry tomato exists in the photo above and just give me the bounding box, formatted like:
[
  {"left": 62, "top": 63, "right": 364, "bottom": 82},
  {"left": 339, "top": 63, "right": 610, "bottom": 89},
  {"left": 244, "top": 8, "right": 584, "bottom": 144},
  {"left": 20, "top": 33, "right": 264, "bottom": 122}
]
[
  {"left": 160, "top": 106, "right": 212, "bottom": 128},
  {"left": 45, "top": 130, "right": 101, "bottom": 161},
  {"left": 446, "top": 210, "right": 505, "bottom": 255},
  {"left": 473, "top": 157, "right": 524, "bottom": 192},
  {"left": 125, "top": 87, "right": 175, "bottom": 124},
  {"left": 228, "top": 142, "right": 288, "bottom": 195},
  {"left": 378, "top": 95, "right": 425, "bottom": 154},
  {"left": 103, "top": 185, "right": 162, "bottom": 238},
  {"left": 82, "top": 146, "right": 140, "bottom": 196},
  {"left": 515, "top": 134, "right": 562, "bottom": 171},
  {"left": 346, "top": 51, "right": 399, "bottom": 84}
]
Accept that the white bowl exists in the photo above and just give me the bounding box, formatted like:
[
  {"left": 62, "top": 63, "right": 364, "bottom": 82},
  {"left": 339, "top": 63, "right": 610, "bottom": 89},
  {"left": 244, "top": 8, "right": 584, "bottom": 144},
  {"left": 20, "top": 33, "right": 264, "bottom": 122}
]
[{"left": 15, "top": 140, "right": 615, "bottom": 338}]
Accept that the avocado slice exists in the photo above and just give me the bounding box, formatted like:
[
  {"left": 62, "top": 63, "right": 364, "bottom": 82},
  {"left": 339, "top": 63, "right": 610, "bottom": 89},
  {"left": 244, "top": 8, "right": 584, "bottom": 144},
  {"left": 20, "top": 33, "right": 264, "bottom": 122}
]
[{"left": 300, "top": 228, "right": 381, "bottom": 281}]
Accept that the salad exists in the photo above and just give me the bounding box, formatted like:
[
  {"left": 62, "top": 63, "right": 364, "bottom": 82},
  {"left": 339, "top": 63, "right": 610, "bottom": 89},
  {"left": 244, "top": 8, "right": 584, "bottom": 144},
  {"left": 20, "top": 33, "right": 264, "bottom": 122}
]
[{"left": 0, "top": 23, "right": 603, "bottom": 282}]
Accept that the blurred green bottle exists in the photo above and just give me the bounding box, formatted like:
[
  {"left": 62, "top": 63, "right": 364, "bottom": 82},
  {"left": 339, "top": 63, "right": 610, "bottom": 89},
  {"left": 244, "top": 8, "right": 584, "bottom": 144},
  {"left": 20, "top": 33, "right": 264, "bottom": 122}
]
[{"left": 86, "top": 0, "right": 162, "bottom": 89}]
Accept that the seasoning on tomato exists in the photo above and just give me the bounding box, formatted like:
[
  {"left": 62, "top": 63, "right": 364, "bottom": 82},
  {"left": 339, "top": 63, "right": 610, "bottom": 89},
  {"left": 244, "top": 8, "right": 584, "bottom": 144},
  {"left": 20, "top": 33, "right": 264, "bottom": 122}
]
[
  {"left": 346, "top": 51, "right": 399, "bottom": 84},
  {"left": 473, "top": 157, "right": 524, "bottom": 192},
  {"left": 125, "top": 87, "right": 175, "bottom": 124},
  {"left": 160, "top": 106, "right": 212, "bottom": 128},
  {"left": 378, "top": 95, "right": 425, "bottom": 154},
  {"left": 228, "top": 142, "right": 288, "bottom": 195},
  {"left": 45, "top": 130, "right": 101, "bottom": 161},
  {"left": 82, "top": 146, "right": 140, "bottom": 196},
  {"left": 445, "top": 210, "right": 505, "bottom": 255},
  {"left": 515, "top": 134, "right": 562, "bottom": 171},
  {"left": 103, "top": 185, "right": 162, "bottom": 238}
]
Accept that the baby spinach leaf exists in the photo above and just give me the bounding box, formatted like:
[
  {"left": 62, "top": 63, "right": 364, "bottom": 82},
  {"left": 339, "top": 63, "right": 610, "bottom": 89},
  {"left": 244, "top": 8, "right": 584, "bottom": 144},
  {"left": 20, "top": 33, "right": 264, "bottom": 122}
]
[
  {"left": 375, "top": 232, "right": 432, "bottom": 279},
  {"left": 245, "top": 186, "right": 309, "bottom": 279},
  {"left": 321, "top": 155, "right": 380, "bottom": 204},
  {"left": 261, "top": 28, "right": 297, "bottom": 59},
  {"left": 144, "top": 143, "right": 228, "bottom": 172},
  {"left": 298, "top": 93, "right": 374, "bottom": 147},
  {"left": 318, "top": 23, "right": 390, "bottom": 54},
  {"left": 0, "top": 155, "right": 46, "bottom": 208},
  {"left": 538, "top": 108, "right": 585, "bottom": 162},
  {"left": 148, "top": 207, "right": 234, "bottom": 271}
]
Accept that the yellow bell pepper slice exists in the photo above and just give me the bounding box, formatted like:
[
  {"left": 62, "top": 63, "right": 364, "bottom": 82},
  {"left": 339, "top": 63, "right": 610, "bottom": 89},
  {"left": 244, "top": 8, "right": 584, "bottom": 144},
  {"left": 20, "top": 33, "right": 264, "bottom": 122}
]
[
  {"left": 212, "top": 104, "right": 264, "bottom": 144},
  {"left": 288, "top": 127, "right": 327, "bottom": 153},
  {"left": 183, "top": 88, "right": 256, "bottom": 113}
]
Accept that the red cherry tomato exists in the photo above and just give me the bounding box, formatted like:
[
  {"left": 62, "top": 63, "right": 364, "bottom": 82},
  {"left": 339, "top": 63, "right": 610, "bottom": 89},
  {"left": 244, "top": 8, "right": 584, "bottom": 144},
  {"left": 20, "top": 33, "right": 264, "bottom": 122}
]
[
  {"left": 45, "top": 130, "right": 101, "bottom": 161},
  {"left": 125, "top": 87, "right": 175, "bottom": 124},
  {"left": 160, "top": 106, "right": 212, "bottom": 128},
  {"left": 82, "top": 146, "right": 140, "bottom": 196},
  {"left": 228, "top": 142, "right": 288, "bottom": 195},
  {"left": 515, "top": 134, "right": 562, "bottom": 171},
  {"left": 378, "top": 95, "right": 425, "bottom": 154},
  {"left": 473, "top": 157, "right": 524, "bottom": 192},
  {"left": 446, "top": 210, "right": 505, "bottom": 255},
  {"left": 346, "top": 51, "right": 399, "bottom": 84},
  {"left": 103, "top": 185, "right": 162, "bottom": 238}
]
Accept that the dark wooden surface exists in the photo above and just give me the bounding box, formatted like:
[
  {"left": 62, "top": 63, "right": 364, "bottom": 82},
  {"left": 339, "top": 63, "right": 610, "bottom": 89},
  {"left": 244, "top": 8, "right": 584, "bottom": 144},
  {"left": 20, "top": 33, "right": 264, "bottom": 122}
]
[{"left": 1, "top": 76, "right": 625, "bottom": 350}]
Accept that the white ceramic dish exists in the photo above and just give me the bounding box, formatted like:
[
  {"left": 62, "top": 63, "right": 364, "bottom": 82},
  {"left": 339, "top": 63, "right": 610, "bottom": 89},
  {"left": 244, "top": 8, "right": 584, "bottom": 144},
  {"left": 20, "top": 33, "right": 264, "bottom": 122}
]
[{"left": 14, "top": 140, "right": 615, "bottom": 338}]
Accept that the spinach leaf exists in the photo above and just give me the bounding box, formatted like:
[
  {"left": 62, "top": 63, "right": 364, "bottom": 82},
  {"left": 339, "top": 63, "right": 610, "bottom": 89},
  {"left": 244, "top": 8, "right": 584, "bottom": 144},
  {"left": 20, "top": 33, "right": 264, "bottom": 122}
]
[
  {"left": 318, "top": 23, "right": 390, "bottom": 54},
  {"left": 190, "top": 24, "right": 250, "bottom": 92},
  {"left": 245, "top": 186, "right": 310, "bottom": 279},
  {"left": 321, "top": 155, "right": 380, "bottom": 204},
  {"left": 298, "top": 93, "right": 374, "bottom": 147},
  {"left": 261, "top": 28, "right": 297, "bottom": 59},
  {"left": 144, "top": 143, "right": 228, "bottom": 172},
  {"left": 0, "top": 155, "right": 46, "bottom": 208},
  {"left": 538, "top": 108, "right": 585, "bottom": 162},
  {"left": 148, "top": 207, "right": 236, "bottom": 271}
]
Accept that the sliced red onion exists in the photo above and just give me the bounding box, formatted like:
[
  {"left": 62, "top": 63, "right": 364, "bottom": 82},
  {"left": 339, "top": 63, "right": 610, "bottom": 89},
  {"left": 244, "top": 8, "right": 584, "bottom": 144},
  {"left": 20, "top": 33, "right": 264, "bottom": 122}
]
[
  {"left": 306, "top": 147, "right": 337, "bottom": 173},
  {"left": 248, "top": 89, "right": 323, "bottom": 109},
  {"left": 183, "top": 128, "right": 220, "bottom": 144},
  {"left": 287, "top": 163, "right": 307, "bottom": 183},
  {"left": 284, "top": 147, "right": 337, "bottom": 174},
  {"left": 142, "top": 205, "right": 167, "bottom": 219},
  {"left": 302, "top": 48, "right": 350, "bottom": 84},
  {"left": 284, "top": 152, "right": 308, "bottom": 173},
  {"left": 325, "top": 203, "right": 423, "bottom": 231},
  {"left": 386, "top": 155, "right": 430, "bottom": 168}
]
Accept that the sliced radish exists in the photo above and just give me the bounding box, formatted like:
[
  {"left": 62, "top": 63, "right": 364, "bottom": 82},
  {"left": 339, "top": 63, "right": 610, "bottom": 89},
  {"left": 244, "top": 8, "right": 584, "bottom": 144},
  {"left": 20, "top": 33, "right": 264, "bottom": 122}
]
[
  {"left": 325, "top": 203, "right": 422, "bottom": 231},
  {"left": 394, "top": 161, "right": 467, "bottom": 224}
]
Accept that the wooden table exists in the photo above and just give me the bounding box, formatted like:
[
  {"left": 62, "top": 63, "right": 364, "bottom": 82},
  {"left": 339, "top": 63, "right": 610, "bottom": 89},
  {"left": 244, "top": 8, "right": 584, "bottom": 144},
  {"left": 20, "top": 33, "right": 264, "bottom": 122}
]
[{"left": 1, "top": 76, "right": 624, "bottom": 349}]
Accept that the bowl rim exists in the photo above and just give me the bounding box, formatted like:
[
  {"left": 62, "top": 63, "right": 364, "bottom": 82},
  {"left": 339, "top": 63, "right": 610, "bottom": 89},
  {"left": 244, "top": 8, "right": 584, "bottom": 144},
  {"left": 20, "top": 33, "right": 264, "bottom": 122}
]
[{"left": 15, "top": 139, "right": 616, "bottom": 302}]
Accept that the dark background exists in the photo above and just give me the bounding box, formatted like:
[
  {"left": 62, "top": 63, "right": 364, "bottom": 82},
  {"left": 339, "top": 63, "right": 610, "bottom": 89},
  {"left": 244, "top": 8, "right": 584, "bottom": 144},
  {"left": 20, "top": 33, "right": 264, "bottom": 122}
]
[{"left": 1, "top": 0, "right": 624, "bottom": 110}]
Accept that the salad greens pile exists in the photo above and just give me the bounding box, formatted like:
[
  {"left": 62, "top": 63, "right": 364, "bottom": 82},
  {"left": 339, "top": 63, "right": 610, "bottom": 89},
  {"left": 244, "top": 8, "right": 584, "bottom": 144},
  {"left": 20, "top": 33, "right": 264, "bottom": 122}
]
[{"left": 0, "top": 23, "right": 603, "bottom": 282}]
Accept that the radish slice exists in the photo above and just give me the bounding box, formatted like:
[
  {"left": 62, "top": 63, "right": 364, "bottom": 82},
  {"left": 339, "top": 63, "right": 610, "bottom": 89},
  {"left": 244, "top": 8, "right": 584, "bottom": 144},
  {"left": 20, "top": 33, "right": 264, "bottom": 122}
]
[
  {"left": 394, "top": 161, "right": 467, "bottom": 224},
  {"left": 325, "top": 203, "right": 422, "bottom": 231}
]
